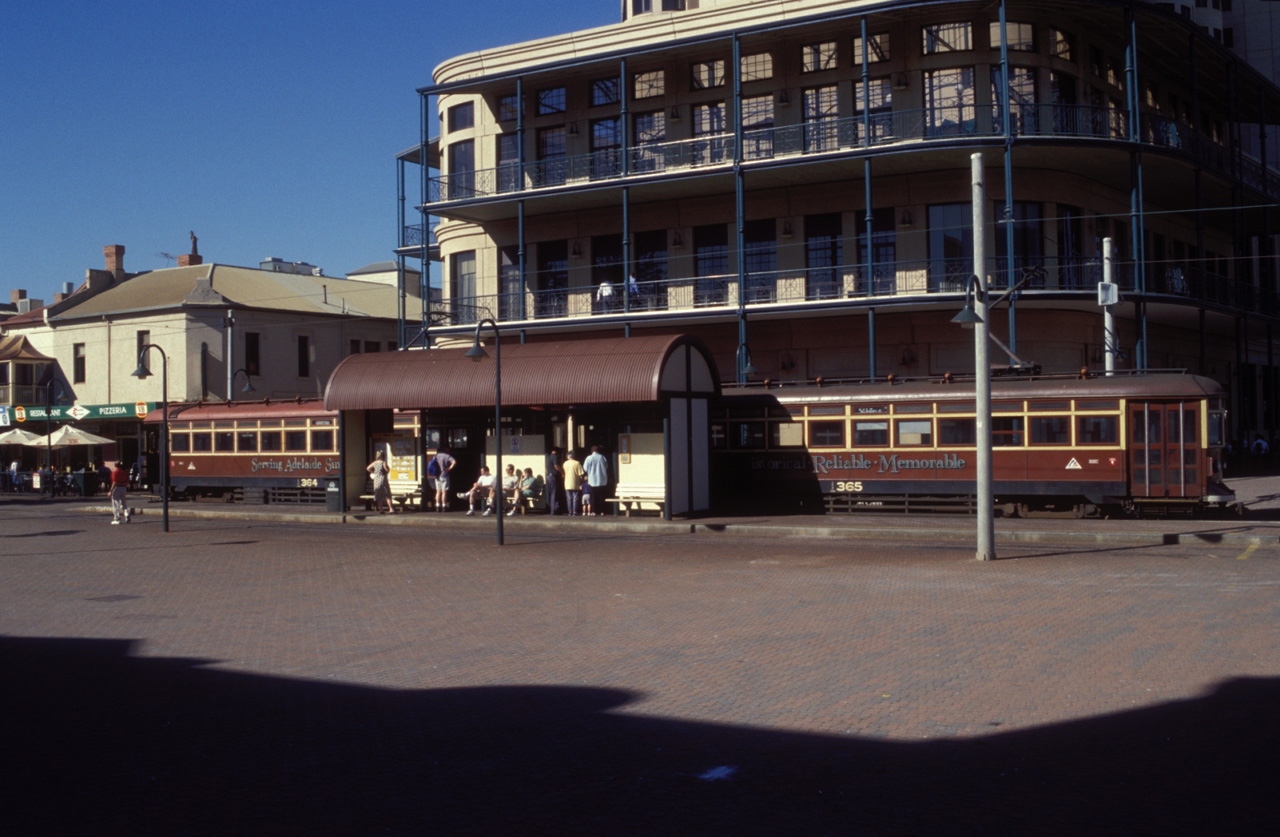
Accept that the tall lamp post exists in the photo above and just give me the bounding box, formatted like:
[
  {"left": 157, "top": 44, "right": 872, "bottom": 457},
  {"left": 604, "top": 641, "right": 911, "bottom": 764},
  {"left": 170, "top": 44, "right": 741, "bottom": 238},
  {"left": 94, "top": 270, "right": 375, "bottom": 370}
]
[
  {"left": 132, "top": 343, "right": 170, "bottom": 532},
  {"left": 231, "top": 367, "right": 255, "bottom": 399},
  {"left": 465, "top": 318, "right": 503, "bottom": 546}
]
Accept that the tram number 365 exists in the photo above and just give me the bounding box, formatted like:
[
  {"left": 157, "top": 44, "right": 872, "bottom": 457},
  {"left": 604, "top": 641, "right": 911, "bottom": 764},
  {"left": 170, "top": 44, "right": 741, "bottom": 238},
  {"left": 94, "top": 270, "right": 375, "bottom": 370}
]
[
  {"left": 833, "top": 481, "right": 864, "bottom": 492},
  {"left": 299, "top": 478, "right": 320, "bottom": 488}
]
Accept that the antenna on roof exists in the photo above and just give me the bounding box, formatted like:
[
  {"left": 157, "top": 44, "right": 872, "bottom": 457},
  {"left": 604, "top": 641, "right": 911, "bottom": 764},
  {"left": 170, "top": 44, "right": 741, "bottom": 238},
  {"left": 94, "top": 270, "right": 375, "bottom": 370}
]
[{"left": 157, "top": 252, "right": 176, "bottom": 267}]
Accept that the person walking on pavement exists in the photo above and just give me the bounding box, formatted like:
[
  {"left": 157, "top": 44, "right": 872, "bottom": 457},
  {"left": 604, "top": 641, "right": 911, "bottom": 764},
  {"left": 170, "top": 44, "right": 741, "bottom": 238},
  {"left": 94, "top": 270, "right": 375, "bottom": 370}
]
[
  {"left": 545, "top": 446, "right": 564, "bottom": 515},
  {"left": 367, "top": 449, "right": 395, "bottom": 514},
  {"left": 109, "top": 461, "right": 131, "bottom": 524},
  {"left": 563, "top": 450, "right": 586, "bottom": 516},
  {"left": 433, "top": 446, "right": 457, "bottom": 512},
  {"left": 583, "top": 445, "right": 609, "bottom": 516}
]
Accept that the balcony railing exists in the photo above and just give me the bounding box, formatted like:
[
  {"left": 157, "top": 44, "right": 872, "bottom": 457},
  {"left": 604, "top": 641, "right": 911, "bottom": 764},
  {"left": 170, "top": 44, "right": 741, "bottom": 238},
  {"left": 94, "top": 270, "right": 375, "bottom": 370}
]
[
  {"left": 423, "top": 255, "right": 1274, "bottom": 329},
  {"left": 0, "top": 385, "right": 43, "bottom": 405},
  {"left": 427, "top": 102, "right": 1269, "bottom": 205}
]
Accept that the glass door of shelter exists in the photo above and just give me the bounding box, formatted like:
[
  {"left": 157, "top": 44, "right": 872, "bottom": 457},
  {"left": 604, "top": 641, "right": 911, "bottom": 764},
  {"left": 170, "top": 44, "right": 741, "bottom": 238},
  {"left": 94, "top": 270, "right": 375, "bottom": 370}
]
[{"left": 1129, "top": 401, "right": 1199, "bottom": 498}]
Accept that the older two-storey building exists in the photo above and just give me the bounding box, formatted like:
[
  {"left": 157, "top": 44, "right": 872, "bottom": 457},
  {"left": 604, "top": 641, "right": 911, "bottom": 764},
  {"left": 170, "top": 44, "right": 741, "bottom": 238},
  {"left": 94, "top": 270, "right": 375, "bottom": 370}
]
[{"left": 396, "top": 0, "right": 1280, "bottom": 447}]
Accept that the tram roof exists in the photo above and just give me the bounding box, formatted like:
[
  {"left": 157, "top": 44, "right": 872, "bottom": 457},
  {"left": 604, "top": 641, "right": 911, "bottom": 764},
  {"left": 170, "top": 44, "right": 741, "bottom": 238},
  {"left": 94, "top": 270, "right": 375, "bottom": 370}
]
[
  {"left": 723, "top": 372, "right": 1227, "bottom": 406},
  {"left": 323, "top": 333, "right": 720, "bottom": 412},
  {"left": 151, "top": 399, "right": 333, "bottom": 423}
]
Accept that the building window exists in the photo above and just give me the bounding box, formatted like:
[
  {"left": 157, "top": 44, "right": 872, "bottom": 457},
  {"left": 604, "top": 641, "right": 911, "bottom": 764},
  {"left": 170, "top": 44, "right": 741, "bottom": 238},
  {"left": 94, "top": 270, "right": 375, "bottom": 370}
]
[
  {"left": 245, "top": 332, "right": 260, "bottom": 376},
  {"left": 925, "top": 67, "right": 976, "bottom": 135},
  {"left": 992, "top": 21, "right": 1035, "bottom": 52},
  {"left": 591, "top": 234, "right": 623, "bottom": 312},
  {"left": 692, "top": 102, "right": 727, "bottom": 164},
  {"left": 806, "top": 214, "right": 843, "bottom": 300},
  {"left": 801, "top": 41, "right": 837, "bottom": 73},
  {"left": 803, "top": 86, "right": 839, "bottom": 151},
  {"left": 633, "top": 110, "right": 666, "bottom": 172},
  {"left": 740, "top": 52, "right": 773, "bottom": 81},
  {"left": 993, "top": 66, "right": 1038, "bottom": 133},
  {"left": 633, "top": 70, "right": 665, "bottom": 99},
  {"left": 591, "top": 117, "right": 622, "bottom": 178},
  {"left": 694, "top": 224, "right": 728, "bottom": 306},
  {"left": 349, "top": 339, "right": 361, "bottom": 356},
  {"left": 691, "top": 59, "right": 725, "bottom": 90},
  {"left": 135, "top": 330, "right": 150, "bottom": 373},
  {"left": 591, "top": 77, "right": 620, "bottom": 106},
  {"left": 744, "top": 219, "right": 777, "bottom": 303},
  {"left": 923, "top": 22, "right": 972, "bottom": 54},
  {"left": 447, "top": 102, "right": 474, "bottom": 132},
  {"left": 497, "top": 133, "right": 520, "bottom": 192},
  {"left": 364, "top": 341, "right": 380, "bottom": 353},
  {"left": 1050, "top": 28, "right": 1074, "bottom": 61},
  {"left": 928, "top": 203, "right": 974, "bottom": 291},
  {"left": 994, "top": 202, "right": 1044, "bottom": 288},
  {"left": 853, "top": 32, "right": 890, "bottom": 63},
  {"left": 452, "top": 251, "right": 477, "bottom": 303},
  {"left": 72, "top": 343, "right": 86, "bottom": 384},
  {"left": 297, "top": 335, "right": 310, "bottom": 378},
  {"left": 856, "top": 208, "right": 896, "bottom": 295},
  {"left": 537, "top": 87, "right": 566, "bottom": 115},
  {"left": 537, "top": 126, "right": 567, "bottom": 186},
  {"left": 447, "top": 139, "right": 475, "bottom": 198},
  {"left": 535, "top": 240, "right": 569, "bottom": 318},
  {"left": 498, "top": 94, "right": 519, "bottom": 121},
  {"left": 634, "top": 230, "right": 668, "bottom": 300},
  {"left": 741, "top": 95, "right": 774, "bottom": 158},
  {"left": 854, "top": 78, "right": 893, "bottom": 141}
]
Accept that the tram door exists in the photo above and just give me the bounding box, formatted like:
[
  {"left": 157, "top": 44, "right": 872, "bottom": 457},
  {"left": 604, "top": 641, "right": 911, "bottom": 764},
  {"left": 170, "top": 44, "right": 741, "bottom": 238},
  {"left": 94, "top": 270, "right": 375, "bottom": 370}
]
[{"left": 1129, "top": 401, "right": 1200, "bottom": 498}]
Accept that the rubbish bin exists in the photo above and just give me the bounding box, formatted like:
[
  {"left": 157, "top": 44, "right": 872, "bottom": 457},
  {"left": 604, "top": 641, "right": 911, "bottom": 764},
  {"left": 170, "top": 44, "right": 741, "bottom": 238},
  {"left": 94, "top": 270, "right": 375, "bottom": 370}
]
[{"left": 325, "top": 479, "right": 342, "bottom": 512}]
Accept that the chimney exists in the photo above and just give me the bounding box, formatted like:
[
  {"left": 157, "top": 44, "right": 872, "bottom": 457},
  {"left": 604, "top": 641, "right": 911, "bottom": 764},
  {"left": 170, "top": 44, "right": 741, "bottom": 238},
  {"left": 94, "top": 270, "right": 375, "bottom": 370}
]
[
  {"left": 11, "top": 289, "right": 26, "bottom": 304},
  {"left": 104, "top": 244, "right": 126, "bottom": 277}
]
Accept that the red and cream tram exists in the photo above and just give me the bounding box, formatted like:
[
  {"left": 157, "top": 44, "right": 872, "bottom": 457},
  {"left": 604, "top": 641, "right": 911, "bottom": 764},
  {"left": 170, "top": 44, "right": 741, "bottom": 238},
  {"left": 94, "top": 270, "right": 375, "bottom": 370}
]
[{"left": 712, "top": 372, "right": 1237, "bottom": 517}]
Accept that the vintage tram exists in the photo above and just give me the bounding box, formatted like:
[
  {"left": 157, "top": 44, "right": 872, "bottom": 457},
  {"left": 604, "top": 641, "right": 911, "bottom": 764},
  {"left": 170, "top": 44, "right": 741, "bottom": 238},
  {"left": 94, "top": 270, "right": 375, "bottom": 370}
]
[{"left": 711, "top": 371, "right": 1237, "bottom": 517}]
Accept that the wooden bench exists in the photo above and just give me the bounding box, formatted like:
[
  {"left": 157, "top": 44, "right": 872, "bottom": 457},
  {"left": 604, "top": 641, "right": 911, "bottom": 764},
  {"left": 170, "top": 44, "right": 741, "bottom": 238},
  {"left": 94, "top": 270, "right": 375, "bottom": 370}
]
[
  {"left": 605, "top": 484, "right": 666, "bottom": 517},
  {"left": 360, "top": 477, "right": 429, "bottom": 511}
]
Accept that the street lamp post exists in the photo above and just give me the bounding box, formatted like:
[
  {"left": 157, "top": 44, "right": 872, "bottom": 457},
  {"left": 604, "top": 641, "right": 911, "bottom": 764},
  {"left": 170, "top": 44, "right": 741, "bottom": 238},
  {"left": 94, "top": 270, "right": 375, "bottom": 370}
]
[
  {"left": 231, "top": 367, "right": 255, "bottom": 399},
  {"left": 132, "top": 343, "right": 170, "bottom": 532},
  {"left": 465, "top": 318, "right": 503, "bottom": 546}
]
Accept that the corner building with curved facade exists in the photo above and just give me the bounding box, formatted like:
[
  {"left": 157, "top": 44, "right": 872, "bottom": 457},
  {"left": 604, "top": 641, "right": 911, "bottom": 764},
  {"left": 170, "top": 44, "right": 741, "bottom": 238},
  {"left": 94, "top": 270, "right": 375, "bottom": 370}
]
[{"left": 399, "top": 0, "right": 1280, "bottom": 445}]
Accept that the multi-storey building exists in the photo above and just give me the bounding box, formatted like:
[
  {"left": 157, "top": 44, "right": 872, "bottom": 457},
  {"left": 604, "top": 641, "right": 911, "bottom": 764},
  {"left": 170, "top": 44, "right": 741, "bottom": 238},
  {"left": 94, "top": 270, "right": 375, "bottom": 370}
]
[{"left": 397, "top": 0, "right": 1280, "bottom": 446}]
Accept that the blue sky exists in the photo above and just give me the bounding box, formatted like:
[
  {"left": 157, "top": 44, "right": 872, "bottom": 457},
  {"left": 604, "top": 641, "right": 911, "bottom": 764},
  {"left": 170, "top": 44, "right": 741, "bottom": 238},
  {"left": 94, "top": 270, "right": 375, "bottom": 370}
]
[{"left": 1, "top": 0, "right": 617, "bottom": 303}]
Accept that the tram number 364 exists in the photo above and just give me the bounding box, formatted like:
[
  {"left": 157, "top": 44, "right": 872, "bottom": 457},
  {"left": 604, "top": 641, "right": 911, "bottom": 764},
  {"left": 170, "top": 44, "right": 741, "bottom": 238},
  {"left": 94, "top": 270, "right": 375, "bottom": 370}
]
[
  {"left": 299, "top": 478, "right": 320, "bottom": 488},
  {"left": 834, "top": 481, "right": 864, "bottom": 492}
]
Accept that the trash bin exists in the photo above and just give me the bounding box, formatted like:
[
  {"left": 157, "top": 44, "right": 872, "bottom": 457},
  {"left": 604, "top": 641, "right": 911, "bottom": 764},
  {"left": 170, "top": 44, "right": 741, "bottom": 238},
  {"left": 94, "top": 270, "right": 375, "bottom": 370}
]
[{"left": 325, "top": 479, "right": 342, "bottom": 512}]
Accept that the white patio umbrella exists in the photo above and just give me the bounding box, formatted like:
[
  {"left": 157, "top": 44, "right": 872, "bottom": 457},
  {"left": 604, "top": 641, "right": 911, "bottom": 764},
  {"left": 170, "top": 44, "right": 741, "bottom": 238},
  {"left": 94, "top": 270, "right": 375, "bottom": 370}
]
[
  {"left": 0, "top": 427, "right": 43, "bottom": 445},
  {"left": 25, "top": 425, "right": 115, "bottom": 448}
]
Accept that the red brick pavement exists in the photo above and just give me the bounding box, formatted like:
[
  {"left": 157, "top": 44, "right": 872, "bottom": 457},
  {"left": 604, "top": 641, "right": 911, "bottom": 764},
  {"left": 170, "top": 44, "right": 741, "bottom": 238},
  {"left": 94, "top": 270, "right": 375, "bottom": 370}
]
[{"left": 2, "top": 500, "right": 1278, "bottom": 833}]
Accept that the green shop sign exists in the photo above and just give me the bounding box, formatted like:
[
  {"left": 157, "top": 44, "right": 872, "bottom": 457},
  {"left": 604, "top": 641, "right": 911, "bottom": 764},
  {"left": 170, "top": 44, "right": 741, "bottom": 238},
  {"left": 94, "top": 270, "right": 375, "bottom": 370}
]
[{"left": 14, "top": 402, "right": 156, "bottom": 422}]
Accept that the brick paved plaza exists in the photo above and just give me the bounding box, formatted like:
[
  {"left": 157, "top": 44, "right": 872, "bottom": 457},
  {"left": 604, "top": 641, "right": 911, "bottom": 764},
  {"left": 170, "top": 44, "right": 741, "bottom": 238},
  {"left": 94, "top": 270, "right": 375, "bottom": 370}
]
[{"left": 2, "top": 498, "right": 1277, "bottom": 834}]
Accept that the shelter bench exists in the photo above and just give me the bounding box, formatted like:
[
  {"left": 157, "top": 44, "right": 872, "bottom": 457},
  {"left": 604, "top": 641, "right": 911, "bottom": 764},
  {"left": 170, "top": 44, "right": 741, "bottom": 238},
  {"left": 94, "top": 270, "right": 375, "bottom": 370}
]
[{"left": 605, "top": 484, "right": 666, "bottom": 517}]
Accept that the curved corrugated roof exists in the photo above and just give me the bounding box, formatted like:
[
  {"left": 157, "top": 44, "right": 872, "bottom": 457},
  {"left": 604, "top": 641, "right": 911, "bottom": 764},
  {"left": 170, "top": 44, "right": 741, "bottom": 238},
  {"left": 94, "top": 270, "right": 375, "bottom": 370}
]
[{"left": 324, "top": 333, "right": 720, "bottom": 411}]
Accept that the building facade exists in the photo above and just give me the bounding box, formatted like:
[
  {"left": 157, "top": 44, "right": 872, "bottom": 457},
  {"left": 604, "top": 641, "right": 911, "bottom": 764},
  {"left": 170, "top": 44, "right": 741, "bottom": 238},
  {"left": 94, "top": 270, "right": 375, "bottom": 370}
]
[{"left": 399, "top": 0, "right": 1280, "bottom": 446}]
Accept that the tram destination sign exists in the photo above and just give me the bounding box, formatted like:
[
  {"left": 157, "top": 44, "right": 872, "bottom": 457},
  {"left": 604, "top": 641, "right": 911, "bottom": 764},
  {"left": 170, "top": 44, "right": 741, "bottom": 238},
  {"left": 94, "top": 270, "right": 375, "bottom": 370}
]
[{"left": 15, "top": 402, "right": 156, "bottom": 422}]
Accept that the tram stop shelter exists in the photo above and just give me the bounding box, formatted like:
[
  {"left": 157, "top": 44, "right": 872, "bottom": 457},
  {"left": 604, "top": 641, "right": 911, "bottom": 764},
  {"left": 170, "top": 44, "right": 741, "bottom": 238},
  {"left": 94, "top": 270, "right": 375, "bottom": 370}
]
[{"left": 323, "top": 333, "right": 720, "bottom": 517}]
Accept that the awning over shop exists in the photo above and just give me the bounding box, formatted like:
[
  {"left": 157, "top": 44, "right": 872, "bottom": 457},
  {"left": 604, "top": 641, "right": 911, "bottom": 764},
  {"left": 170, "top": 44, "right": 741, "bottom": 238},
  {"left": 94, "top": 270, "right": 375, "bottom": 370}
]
[{"left": 323, "top": 333, "right": 720, "bottom": 411}]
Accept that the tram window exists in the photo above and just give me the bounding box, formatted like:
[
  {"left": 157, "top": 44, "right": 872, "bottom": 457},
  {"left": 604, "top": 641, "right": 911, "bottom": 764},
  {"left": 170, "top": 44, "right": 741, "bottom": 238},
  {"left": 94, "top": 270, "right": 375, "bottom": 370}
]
[
  {"left": 810, "top": 420, "right": 846, "bottom": 447},
  {"left": 310, "top": 430, "right": 335, "bottom": 451},
  {"left": 710, "top": 422, "right": 727, "bottom": 449},
  {"left": 1078, "top": 400, "right": 1118, "bottom": 411},
  {"left": 896, "top": 419, "right": 932, "bottom": 446},
  {"left": 993, "top": 402, "right": 1023, "bottom": 413},
  {"left": 171, "top": 433, "right": 191, "bottom": 453},
  {"left": 1170, "top": 408, "right": 1197, "bottom": 444},
  {"left": 1132, "top": 411, "right": 1162, "bottom": 444},
  {"left": 214, "top": 421, "right": 235, "bottom": 430},
  {"left": 731, "top": 421, "right": 766, "bottom": 449},
  {"left": 1030, "top": 401, "right": 1071, "bottom": 412},
  {"left": 1030, "top": 416, "right": 1070, "bottom": 445},
  {"left": 1208, "top": 412, "right": 1225, "bottom": 446},
  {"left": 285, "top": 431, "right": 308, "bottom": 452},
  {"left": 808, "top": 406, "right": 844, "bottom": 416},
  {"left": 214, "top": 432, "right": 235, "bottom": 453},
  {"left": 992, "top": 417, "right": 1024, "bottom": 447},
  {"left": 260, "top": 431, "right": 282, "bottom": 452},
  {"left": 1183, "top": 449, "right": 1198, "bottom": 484},
  {"left": 770, "top": 420, "right": 804, "bottom": 448},
  {"left": 895, "top": 403, "right": 931, "bottom": 413},
  {"left": 938, "top": 402, "right": 975, "bottom": 413},
  {"left": 854, "top": 421, "right": 888, "bottom": 446},
  {"left": 1076, "top": 415, "right": 1117, "bottom": 445},
  {"left": 191, "top": 433, "right": 212, "bottom": 452},
  {"left": 938, "top": 417, "right": 975, "bottom": 445},
  {"left": 284, "top": 419, "right": 307, "bottom": 427},
  {"left": 237, "top": 432, "right": 258, "bottom": 453}
]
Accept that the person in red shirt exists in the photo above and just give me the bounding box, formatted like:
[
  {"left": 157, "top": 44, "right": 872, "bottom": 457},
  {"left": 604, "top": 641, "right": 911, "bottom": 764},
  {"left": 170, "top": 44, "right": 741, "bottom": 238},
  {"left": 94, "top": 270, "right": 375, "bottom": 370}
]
[{"left": 110, "top": 461, "right": 131, "bottom": 524}]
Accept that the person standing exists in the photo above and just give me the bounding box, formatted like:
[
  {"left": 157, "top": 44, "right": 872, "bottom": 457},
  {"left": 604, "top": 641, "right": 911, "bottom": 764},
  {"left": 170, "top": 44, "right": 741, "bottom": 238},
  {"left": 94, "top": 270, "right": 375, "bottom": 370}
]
[
  {"left": 433, "top": 446, "right": 457, "bottom": 512},
  {"left": 583, "top": 445, "right": 609, "bottom": 516},
  {"left": 109, "top": 461, "right": 131, "bottom": 524},
  {"left": 545, "top": 446, "right": 564, "bottom": 515},
  {"left": 367, "top": 450, "right": 395, "bottom": 514},
  {"left": 562, "top": 451, "right": 586, "bottom": 516}
]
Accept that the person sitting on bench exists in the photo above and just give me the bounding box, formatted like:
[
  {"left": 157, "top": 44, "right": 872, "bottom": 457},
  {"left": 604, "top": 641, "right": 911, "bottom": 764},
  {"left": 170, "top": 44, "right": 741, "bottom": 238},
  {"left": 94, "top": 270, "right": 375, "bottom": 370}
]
[{"left": 459, "top": 466, "right": 497, "bottom": 516}]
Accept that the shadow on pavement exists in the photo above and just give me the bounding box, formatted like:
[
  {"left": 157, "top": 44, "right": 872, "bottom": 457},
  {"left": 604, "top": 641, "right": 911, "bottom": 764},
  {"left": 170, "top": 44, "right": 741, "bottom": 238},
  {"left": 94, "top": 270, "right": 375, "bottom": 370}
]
[{"left": 3, "top": 635, "right": 1276, "bottom": 834}]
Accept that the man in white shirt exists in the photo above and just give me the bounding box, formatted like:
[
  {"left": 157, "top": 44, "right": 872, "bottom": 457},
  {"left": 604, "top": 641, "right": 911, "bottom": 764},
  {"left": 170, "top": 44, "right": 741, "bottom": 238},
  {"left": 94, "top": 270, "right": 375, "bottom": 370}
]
[{"left": 461, "top": 465, "right": 497, "bottom": 515}]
